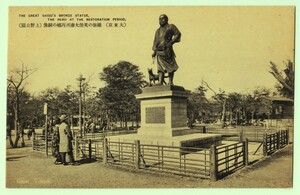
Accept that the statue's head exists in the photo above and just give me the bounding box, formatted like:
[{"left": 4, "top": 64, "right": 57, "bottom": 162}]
[{"left": 159, "top": 14, "right": 168, "bottom": 27}]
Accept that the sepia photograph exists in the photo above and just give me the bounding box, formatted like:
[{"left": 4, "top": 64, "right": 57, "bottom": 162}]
[{"left": 2, "top": 2, "right": 298, "bottom": 192}]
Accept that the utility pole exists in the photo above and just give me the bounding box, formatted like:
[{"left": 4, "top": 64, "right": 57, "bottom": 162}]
[
  {"left": 44, "top": 103, "right": 48, "bottom": 156},
  {"left": 77, "top": 74, "right": 85, "bottom": 138},
  {"left": 82, "top": 83, "right": 86, "bottom": 136}
]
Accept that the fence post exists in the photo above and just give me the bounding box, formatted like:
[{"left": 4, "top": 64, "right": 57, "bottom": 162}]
[
  {"left": 103, "top": 138, "right": 107, "bottom": 164},
  {"left": 286, "top": 128, "right": 290, "bottom": 144},
  {"left": 263, "top": 133, "right": 267, "bottom": 156},
  {"left": 210, "top": 144, "right": 218, "bottom": 181},
  {"left": 244, "top": 139, "right": 249, "bottom": 166},
  {"left": 135, "top": 140, "right": 141, "bottom": 169},
  {"left": 45, "top": 133, "right": 48, "bottom": 157},
  {"left": 88, "top": 139, "right": 92, "bottom": 159},
  {"left": 239, "top": 130, "right": 243, "bottom": 142},
  {"left": 278, "top": 130, "right": 281, "bottom": 149},
  {"left": 74, "top": 135, "right": 78, "bottom": 161},
  {"left": 45, "top": 115, "right": 48, "bottom": 157},
  {"left": 203, "top": 126, "right": 206, "bottom": 133}
]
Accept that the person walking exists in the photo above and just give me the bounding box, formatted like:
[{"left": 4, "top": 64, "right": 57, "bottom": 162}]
[{"left": 27, "top": 125, "right": 35, "bottom": 140}]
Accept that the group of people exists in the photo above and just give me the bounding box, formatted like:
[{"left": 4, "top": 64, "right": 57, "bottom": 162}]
[{"left": 52, "top": 115, "right": 79, "bottom": 166}]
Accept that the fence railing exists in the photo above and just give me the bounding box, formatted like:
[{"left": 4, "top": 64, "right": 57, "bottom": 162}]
[
  {"left": 73, "top": 129, "right": 138, "bottom": 139},
  {"left": 32, "top": 128, "right": 137, "bottom": 157},
  {"left": 214, "top": 141, "right": 248, "bottom": 180},
  {"left": 32, "top": 133, "right": 52, "bottom": 156},
  {"left": 204, "top": 126, "right": 286, "bottom": 142},
  {"left": 263, "top": 130, "right": 289, "bottom": 156},
  {"left": 140, "top": 144, "right": 211, "bottom": 179},
  {"left": 33, "top": 130, "right": 289, "bottom": 181},
  {"left": 106, "top": 140, "right": 137, "bottom": 167},
  {"left": 73, "top": 137, "right": 248, "bottom": 180},
  {"left": 74, "top": 136, "right": 104, "bottom": 160}
]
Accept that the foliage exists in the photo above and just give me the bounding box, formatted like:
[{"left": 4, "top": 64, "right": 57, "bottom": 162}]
[
  {"left": 226, "top": 92, "right": 243, "bottom": 124},
  {"left": 84, "top": 90, "right": 102, "bottom": 119},
  {"left": 22, "top": 95, "right": 44, "bottom": 127},
  {"left": 39, "top": 86, "right": 78, "bottom": 118},
  {"left": 269, "top": 60, "right": 294, "bottom": 99},
  {"left": 7, "top": 87, "right": 32, "bottom": 125},
  {"left": 98, "top": 61, "right": 146, "bottom": 126},
  {"left": 187, "top": 86, "right": 210, "bottom": 122},
  {"left": 187, "top": 82, "right": 274, "bottom": 126}
]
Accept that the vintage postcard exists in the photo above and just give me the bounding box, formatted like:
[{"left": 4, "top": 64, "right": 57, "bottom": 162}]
[{"left": 3, "top": 4, "right": 298, "bottom": 193}]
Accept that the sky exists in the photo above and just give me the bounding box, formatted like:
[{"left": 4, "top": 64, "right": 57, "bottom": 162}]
[{"left": 7, "top": 6, "right": 295, "bottom": 98}]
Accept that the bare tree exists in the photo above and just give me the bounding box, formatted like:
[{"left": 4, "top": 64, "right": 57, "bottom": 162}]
[
  {"left": 201, "top": 80, "right": 227, "bottom": 128},
  {"left": 7, "top": 62, "right": 37, "bottom": 147}
]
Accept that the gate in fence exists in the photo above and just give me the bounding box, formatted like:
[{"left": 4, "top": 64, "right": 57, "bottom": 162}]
[
  {"left": 213, "top": 141, "right": 248, "bottom": 180},
  {"left": 32, "top": 133, "right": 52, "bottom": 156},
  {"left": 263, "top": 130, "right": 289, "bottom": 156}
]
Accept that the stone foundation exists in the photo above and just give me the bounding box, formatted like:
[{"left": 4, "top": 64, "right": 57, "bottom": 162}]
[{"left": 136, "top": 85, "right": 192, "bottom": 137}]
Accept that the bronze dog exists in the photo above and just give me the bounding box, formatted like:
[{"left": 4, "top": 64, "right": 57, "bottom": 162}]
[{"left": 148, "top": 68, "right": 167, "bottom": 86}]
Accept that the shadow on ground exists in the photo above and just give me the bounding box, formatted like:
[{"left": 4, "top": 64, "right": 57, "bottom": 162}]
[
  {"left": 77, "top": 158, "right": 97, "bottom": 164},
  {"left": 6, "top": 156, "right": 27, "bottom": 161}
]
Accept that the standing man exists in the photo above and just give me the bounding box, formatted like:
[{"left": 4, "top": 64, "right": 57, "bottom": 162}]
[
  {"left": 152, "top": 14, "right": 181, "bottom": 85},
  {"left": 58, "top": 115, "right": 77, "bottom": 166}
]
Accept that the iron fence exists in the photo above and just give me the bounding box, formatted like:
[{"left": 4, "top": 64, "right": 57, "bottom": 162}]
[
  {"left": 140, "top": 144, "right": 211, "bottom": 179},
  {"left": 263, "top": 130, "right": 289, "bottom": 156}
]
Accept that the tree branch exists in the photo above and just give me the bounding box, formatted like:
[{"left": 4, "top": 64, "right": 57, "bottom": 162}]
[{"left": 269, "top": 61, "right": 293, "bottom": 93}]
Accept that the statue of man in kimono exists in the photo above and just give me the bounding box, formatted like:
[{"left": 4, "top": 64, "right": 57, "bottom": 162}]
[{"left": 152, "top": 14, "right": 181, "bottom": 85}]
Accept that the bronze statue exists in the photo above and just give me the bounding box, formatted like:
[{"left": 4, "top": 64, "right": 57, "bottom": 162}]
[
  {"left": 148, "top": 68, "right": 167, "bottom": 86},
  {"left": 152, "top": 14, "right": 181, "bottom": 85}
]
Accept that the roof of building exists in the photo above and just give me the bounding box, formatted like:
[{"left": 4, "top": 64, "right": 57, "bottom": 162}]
[{"left": 262, "top": 96, "right": 294, "bottom": 102}]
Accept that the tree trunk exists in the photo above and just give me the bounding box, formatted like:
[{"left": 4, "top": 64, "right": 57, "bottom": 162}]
[
  {"left": 13, "top": 130, "right": 20, "bottom": 148},
  {"left": 7, "top": 134, "right": 14, "bottom": 147},
  {"left": 13, "top": 90, "right": 21, "bottom": 148},
  {"left": 221, "top": 100, "right": 226, "bottom": 128},
  {"left": 21, "top": 129, "right": 25, "bottom": 147}
]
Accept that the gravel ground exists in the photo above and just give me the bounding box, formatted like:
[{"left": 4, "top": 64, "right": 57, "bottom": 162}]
[{"left": 6, "top": 140, "right": 293, "bottom": 188}]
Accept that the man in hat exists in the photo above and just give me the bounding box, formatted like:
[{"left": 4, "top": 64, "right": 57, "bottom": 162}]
[
  {"left": 152, "top": 14, "right": 181, "bottom": 85},
  {"left": 58, "top": 115, "right": 77, "bottom": 166}
]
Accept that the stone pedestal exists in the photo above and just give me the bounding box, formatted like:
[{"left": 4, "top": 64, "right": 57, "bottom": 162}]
[
  {"left": 107, "top": 85, "right": 223, "bottom": 150},
  {"left": 135, "top": 85, "right": 192, "bottom": 137}
]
